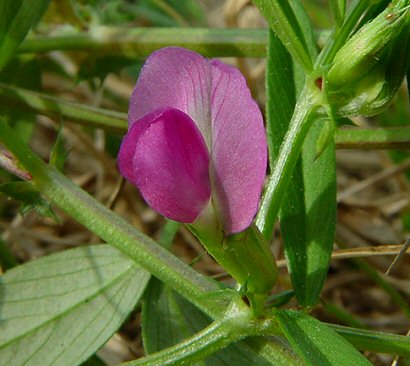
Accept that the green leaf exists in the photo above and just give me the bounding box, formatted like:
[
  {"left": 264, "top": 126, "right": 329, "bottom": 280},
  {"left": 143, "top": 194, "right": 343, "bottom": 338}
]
[
  {"left": 265, "top": 30, "right": 336, "bottom": 306},
  {"left": 0, "top": 0, "right": 51, "bottom": 70},
  {"left": 0, "top": 181, "right": 56, "bottom": 219},
  {"left": 329, "top": 0, "right": 346, "bottom": 26},
  {"left": 0, "top": 245, "right": 150, "bottom": 366},
  {"left": 296, "top": 119, "right": 336, "bottom": 305},
  {"left": 252, "top": 0, "right": 313, "bottom": 71},
  {"left": 276, "top": 310, "right": 372, "bottom": 366},
  {"left": 142, "top": 279, "right": 273, "bottom": 365}
]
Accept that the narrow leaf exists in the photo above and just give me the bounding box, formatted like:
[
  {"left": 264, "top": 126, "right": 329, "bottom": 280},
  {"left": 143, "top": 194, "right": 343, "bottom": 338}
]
[
  {"left": 297, "top": 119, "right": 336, "bottom": 305},
  {"left": 329, "top": 0, "right": 346, "bottom": 26},
  {"left": 265, "top": 30, "right": 336, "bottom": 306},
  {"left": 332, "top": 324, "right": 410, "bottom": 357},
  {"left": 0, "top": 0, "right": 51, "bottom": 70},
  {"left": 252, "top": 0, "right": 313, "bottom": 71},
  {"left": 0, "top": 245, "right": 150, "bottom": 366},
  {"left": 276, "top": 310, "right": 372, "bottom": 366}
]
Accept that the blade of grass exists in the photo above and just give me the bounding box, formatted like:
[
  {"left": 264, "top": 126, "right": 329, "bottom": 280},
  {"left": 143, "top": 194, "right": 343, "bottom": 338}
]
[
  {"left": 329, "top": 0, "right": 346, "bottom": 26},
  {"left": 0, "top": 0, "right": 50, "bottom": 70},
  {"left": 331, "top": 324, "right": 410, "bottom": 357},
  {"left": 251, "top": 0, "right": 313, "bottom": 71}
]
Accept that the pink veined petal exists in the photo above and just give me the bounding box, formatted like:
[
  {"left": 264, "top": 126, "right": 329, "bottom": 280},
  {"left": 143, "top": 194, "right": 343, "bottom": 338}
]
[
  {"left": 118, "top": 107, "right": 211, "bottom": 223},
  {"left": 128, "top": 47, "right": 213, "bottom": 147},
  {"left": 209, "top": 60, "right": 267, "bottom": 234}
]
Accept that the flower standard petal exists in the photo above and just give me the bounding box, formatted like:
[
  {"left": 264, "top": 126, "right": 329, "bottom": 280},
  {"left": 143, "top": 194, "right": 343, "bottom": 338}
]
[
  {"left": 128, "top": 47, "right": 213, "bottom": 147},
  {"left": 118, "top": 107, "right": 211, "bottom": 223},
  {"left": 209, "top": 60, "right": 267, "bottom": 234}
]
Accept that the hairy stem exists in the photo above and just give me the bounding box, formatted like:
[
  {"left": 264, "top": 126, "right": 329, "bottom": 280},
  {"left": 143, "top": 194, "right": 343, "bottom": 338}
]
[
  {"left": 122, "top": 300, "right": 284, "bottom": 366},
  {"left": 256, "top": 86, "right": 320, "bottom": 239}
]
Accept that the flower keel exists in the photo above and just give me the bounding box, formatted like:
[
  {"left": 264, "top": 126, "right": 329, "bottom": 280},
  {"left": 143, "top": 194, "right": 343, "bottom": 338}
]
[{"left": 119, "top": 107, "right": 211, "bottom": 223}]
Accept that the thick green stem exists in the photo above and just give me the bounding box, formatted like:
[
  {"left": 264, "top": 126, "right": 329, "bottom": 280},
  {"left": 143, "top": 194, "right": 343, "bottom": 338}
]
[
  {"left": 19, "top": 27, "right": 267, "bottom": 58},
  {"left": 122, "top": 299, "right": 273, "bottom": 366},
  {"left": 0, "top": 121, "right": 301, "bottom": 365},
  {"left": 256, "top": 87, "right": 320, "bottom": 239},
  {"left": 335, "top": 126, "right": 410, "bottom": 149}
]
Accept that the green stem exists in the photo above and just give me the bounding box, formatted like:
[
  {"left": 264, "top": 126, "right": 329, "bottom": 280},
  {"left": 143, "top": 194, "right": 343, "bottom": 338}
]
[
  {"left": 123, "top": 300, "right": 272, "bottom": 366},
  {"left": 335, "top": 126, "right": 410, "bottom": 149},
  {"left": 19, "top": 27, "right": 268, "bottom": 58},
  {"left": 256, "top": 87, "right": 320, "bottom": 239}
]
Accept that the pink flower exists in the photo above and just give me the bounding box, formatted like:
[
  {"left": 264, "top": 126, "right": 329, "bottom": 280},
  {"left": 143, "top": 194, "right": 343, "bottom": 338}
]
[{"left": 118, "top": 47, "right": 267, "bottom": 234}]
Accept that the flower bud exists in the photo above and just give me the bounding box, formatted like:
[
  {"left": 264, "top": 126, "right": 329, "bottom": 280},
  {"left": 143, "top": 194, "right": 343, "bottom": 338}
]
[{"left": 326, "top": 0, "right": 410, "bottom": 116}]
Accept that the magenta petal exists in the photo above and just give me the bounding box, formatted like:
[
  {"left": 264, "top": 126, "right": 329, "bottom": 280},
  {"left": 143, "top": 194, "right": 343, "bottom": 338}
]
[
  {"left": 210, "top": 60, "right": 267, "bottom": 234},
  {"left": 118, "top": 107, "right": 211, "bottom": 223},
  {"left": 128, "top": 47, "right": 212, "bottom": 147}
]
